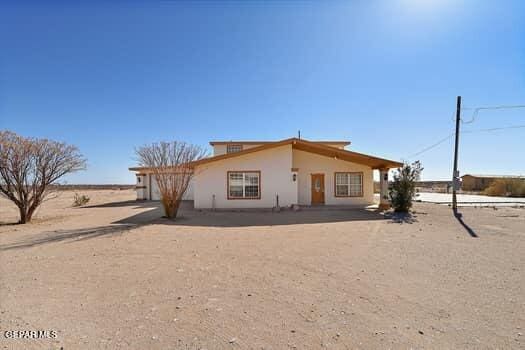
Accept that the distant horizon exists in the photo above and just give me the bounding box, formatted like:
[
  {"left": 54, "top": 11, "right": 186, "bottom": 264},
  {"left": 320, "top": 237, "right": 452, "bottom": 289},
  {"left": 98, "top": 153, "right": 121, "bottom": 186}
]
[{"left": 2, "top": 1, "right": 524, "bottom": 183}]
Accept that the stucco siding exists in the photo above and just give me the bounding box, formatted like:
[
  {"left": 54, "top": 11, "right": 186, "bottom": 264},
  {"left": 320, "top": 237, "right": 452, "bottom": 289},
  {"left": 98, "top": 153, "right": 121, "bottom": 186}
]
[
  {"left": 292, "top": 149, "right": 374, "bottom": 206},
  {"left": 147, "top": 174, "right": 194, "bottom": 201},
  {"left": 213, "top": 144, "right": 263, "bottom": 156},
  {"left": 194, "top": 145, "right": 295, "bottom": 208}
]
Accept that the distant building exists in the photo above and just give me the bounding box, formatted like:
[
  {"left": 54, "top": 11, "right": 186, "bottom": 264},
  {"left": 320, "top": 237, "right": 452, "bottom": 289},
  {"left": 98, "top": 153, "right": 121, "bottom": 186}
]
[{"left": 461, "top": 174, "right": 524, "bottom": 191}]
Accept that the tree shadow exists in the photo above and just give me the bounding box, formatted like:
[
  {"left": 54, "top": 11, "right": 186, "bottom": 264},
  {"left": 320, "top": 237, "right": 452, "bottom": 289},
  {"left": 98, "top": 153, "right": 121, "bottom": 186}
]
[
  {"left": 453, "top": 208, "right": 478, "bottom": 238},
  {"left": 384, "top": 211, "right": 418, "bottom": 224},
  {"left": 0, "top": 222, "right": 21, "bottom": 227},
  {"left": 81, "top": 200, "right": 160, "bottom": 209},
  {"left": 0, "top": 224, "right": 139, "bottom": 251},
  {"left": 111, "top": 201, "right": 399, "bottom": 228},
  {"left": 1, "top": 201, "right": 416, "bottom": 251}
]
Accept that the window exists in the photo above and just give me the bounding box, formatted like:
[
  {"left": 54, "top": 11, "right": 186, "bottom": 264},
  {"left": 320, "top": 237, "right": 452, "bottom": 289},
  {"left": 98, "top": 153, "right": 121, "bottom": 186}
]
[
  {"left": 335, "top": 172, "right": 363, "bottom": 197},
  {"left": 228, "top": 171, "right": 261, "bottom": 199},
  {"left": 227, "top": 144, "right": 243, "bottom": 154}
]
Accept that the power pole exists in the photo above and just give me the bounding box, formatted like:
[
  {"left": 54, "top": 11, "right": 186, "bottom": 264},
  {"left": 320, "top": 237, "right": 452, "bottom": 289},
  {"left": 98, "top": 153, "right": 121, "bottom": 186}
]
[{"left": 452, "top": 96, "right": 461, "bottom": 210}]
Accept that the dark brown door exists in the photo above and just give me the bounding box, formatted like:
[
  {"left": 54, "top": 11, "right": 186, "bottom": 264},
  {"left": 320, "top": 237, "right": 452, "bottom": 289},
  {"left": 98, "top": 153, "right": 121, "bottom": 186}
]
[{"left": 311, "top": 173, "right": 325, "bottom": 205}]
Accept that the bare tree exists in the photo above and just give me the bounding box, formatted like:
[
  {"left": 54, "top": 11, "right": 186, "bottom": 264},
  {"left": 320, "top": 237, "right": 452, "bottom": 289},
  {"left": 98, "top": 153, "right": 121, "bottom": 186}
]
[
  {"left": 135, "top": 141, "right": 207, "bottom": 219},
  {"left": 0, "top": 131, "right": 87, "bottom": 223}
]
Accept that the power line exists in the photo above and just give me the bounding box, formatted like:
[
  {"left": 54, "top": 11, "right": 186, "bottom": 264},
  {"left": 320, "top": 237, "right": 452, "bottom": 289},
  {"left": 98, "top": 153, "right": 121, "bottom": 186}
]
[
  {"left": 461, "top": 104, "right": 525, "bottom": 124},
  {"left": 405, "top": 133, "right": 455, "bottom": 158},
  {"left": 463, "top": 124, "right": 525, "bottom": 133},
  {"left": 405, "top": 124, "right": 525, "bottom": 159}
]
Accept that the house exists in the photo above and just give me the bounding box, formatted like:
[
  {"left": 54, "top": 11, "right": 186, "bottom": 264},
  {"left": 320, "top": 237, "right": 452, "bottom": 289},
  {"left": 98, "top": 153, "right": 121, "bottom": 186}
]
[
  {"left": 461, "top": 174, "right": 524, "bottom": 191},
  {"left": 129, "top": 138, "right": 402, "bottom": 210}
]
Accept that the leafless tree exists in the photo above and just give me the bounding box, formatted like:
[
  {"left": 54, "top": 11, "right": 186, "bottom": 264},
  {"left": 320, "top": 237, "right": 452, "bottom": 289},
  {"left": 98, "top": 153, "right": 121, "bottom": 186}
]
[
  {"left": 135, "top": 141, "right": 207, "bottom": 219},
  {"left": 0, "top": 130, "right": 87, "bottom": 223}
]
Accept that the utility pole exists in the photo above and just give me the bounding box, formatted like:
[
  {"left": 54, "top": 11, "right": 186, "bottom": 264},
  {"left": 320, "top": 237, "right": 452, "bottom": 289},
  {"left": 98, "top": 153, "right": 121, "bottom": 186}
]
[{"left": 452, "top": 96, "right": 461, "bottom": 210}]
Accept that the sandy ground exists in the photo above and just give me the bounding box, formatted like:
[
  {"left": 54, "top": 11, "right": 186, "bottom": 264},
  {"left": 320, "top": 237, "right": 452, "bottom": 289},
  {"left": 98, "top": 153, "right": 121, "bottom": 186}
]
[{"left": 0, "top": 190, "right": 524, "bottom": 349}]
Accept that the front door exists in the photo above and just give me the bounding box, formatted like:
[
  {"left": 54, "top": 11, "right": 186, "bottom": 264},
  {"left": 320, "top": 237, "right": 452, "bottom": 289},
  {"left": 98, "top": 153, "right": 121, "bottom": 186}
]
[{"left": 311, "top": 173, "right": 325, "bottom": 205}]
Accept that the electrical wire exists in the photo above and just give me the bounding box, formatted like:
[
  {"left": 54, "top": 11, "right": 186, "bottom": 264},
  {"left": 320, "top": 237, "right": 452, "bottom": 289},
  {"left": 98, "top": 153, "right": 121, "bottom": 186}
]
[
  {"left": 461, "top": 105, "right": 525, "bottom": 124},
  {"left": 463, "top": 124, "right": 525, "bottom": 133},
  {"left": 405, "top": 133, "right": 455, "bottom": 158},
  {"left": 405, "top": 124, "right": 525, "bottom": 159}
]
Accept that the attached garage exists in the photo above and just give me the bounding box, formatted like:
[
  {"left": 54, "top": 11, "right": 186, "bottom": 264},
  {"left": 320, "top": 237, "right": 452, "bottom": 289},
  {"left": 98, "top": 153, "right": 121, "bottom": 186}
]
[{"left": 136, "top": 173, "right": 194, "bottom": 201}]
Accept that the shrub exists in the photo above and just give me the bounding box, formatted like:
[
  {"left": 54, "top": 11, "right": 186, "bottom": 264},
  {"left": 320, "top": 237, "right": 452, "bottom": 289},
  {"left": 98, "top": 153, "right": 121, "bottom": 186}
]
[
  {"left": 73, "top": 193, "right": 90, "bottom": 207},
  {"left": 389, "top": 161, "right": 423, "bottom": 212},
  {"left": 483, "top": 179, "right": 525, "bottom": 197}
]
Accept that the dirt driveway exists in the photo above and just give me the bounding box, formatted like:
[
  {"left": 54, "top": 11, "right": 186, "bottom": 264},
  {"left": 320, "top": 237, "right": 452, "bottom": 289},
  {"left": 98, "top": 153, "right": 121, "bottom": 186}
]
[{"left": 1, "top": 190, "right": 524, "bottom": 349}]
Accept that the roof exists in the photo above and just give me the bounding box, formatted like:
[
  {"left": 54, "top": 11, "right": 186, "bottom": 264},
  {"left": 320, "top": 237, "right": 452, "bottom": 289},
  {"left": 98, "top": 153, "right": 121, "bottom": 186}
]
[
  {"left": 461, "top": 174, "right": 524, "bottom": 179},
  {"left": 130, "top": 138, "right": 402, "bottom": 172},
  {"left": 209, "top": 140, "right": 351, "bottom": 146}
]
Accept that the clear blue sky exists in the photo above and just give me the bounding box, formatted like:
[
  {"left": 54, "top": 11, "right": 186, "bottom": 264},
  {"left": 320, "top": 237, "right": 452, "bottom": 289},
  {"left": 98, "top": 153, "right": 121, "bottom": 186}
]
[{"left": 1, "top": 1, "right": 524, "bottom": 183}]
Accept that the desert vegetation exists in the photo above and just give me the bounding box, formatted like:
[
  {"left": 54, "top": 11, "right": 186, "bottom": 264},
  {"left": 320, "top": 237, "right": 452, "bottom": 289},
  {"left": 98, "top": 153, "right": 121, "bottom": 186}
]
[
  {"left": 72, "top": 193, "right": 90, "bottom": 207},
  {"left": 483, "top": 178, "right": 525, "bottom": 197},
  {"left": 135, "top": 141, "right": 206, "bottom": 219},
  {"left": 389, "top": 161, "right": 423, "bottom": 212},
  {"left": 0, "top": 130, "right": 86, "bottom": 223}
]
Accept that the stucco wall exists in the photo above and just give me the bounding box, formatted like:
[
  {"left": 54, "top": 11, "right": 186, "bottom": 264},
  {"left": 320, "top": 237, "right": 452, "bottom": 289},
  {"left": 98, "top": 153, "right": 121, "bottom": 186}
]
[
  {"left": 144, "top": 174, "right": 194, "bottom": 201},
  {"left": 292, "top": 149, "right": 374, "bottom": 206},
  {"left": 212, "top": 144, "right": 263, "bottom": 156},
  {"left": 194, "top": 145, "right": 295, "bottom": 208}
]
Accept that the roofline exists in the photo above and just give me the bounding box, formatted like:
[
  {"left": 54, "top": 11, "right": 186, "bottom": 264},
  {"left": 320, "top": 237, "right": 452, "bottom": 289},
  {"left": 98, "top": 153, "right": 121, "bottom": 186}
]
[
  {"left": 129, "top": 138, "right": 402, "bottom": 172},
  {"left": 209, "top": 140, "right": 351, "bottom": 146},
  {"left": 197, "top": 138, "right": 401, "bottom": 169}
]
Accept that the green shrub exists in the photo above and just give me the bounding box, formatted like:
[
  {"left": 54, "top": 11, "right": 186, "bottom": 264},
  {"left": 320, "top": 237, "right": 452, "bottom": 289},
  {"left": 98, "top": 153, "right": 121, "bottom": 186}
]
[
  {"left": 483, "top": 179, "right": 525, "bottom": 197},
  {"left": 389, "top": 161, "right": 423, "bottom": 212},
  {"left": 72, "top": 193, "right": 90, "bottom": 207}
]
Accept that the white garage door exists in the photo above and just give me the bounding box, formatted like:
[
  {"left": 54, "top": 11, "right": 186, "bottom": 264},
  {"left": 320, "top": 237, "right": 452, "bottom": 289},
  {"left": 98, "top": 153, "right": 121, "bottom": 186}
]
[{"left": 150, "top": 175, "right": 194, "bottom": 201}]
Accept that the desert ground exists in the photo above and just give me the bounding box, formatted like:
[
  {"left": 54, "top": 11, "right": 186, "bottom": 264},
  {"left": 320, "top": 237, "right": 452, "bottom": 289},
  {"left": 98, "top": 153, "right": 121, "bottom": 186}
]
[{"left": 0, "top": 190, "right": 524, "bottom": 349}]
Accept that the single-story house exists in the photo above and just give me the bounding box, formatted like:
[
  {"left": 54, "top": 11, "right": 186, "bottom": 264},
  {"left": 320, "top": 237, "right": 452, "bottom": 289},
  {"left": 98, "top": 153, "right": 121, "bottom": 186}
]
[
  {"left": 461, "top": 174, "right": 524, "bottom": 191},
  {"left": 129, "top": 138, "right": 402, "bottom": 209}
]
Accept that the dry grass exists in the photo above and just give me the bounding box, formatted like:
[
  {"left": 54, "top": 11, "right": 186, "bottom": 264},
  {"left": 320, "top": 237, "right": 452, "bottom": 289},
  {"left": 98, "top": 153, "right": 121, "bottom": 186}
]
[
  {"left": 1, "top": 190, "right": 524, "bottom": 349},
  {"left": 483, "top": 179, "right": 525, "bottom": 197}
]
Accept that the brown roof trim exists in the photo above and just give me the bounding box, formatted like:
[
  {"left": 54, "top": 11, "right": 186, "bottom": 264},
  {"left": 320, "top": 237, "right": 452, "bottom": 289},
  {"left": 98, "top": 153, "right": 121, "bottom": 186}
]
[
  {"left": 209, "top": 140, "right": 351, "bottom": 146},
  {"left": 193, "top": 138, "right": 402, "bottom": 169},
  {"left": 129, "top": 138, "right": 402, "bottom": 172}
]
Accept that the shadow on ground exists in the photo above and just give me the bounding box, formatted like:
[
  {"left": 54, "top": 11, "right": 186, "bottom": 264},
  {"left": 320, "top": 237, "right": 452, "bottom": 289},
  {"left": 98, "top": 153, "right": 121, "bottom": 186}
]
[
  {"left": 1, "top": 200, "right": 413, "bottom": 251},
  {"left": 384, "top": 211, "right": 418, "bottom": 224},
  {"left": 453, "top": 208, "right": 478, "bottom": 238},
  {"left": 109, "top": 200, "right": 393, "bottom": 227},
  {"left": 0, "top": 224, "right": 138, "bottom": 251}
]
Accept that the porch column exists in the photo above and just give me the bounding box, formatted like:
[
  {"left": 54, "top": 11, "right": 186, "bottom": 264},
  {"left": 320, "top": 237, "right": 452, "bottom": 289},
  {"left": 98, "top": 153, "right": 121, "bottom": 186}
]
[{"left": 378, "top": 168, "right": 390, "bottom": 210}]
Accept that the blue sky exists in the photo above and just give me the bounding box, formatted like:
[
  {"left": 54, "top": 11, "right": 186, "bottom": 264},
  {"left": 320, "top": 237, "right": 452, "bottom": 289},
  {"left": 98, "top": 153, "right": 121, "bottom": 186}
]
[{"left": 1, "top": 1, "right": 524, "bottom": 183}]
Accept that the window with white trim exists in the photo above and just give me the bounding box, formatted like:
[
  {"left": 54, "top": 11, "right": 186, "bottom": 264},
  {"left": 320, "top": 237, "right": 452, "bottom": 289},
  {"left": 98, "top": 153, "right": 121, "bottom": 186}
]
[
  {"left": 227, "top": 144, "right": 243, "bottom": 154},
  {"left": 335, "top": 172, "right": 363, "bottom": 197},
  {"left": 228, "top": 171, "right": 260, "bottom": 199}
]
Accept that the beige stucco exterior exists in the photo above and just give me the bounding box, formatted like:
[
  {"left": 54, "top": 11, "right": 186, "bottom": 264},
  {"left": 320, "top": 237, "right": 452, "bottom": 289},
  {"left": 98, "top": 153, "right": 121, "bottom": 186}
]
[
  {"left": 211, "top": 142, "right": 347, "bottom": 156},
  {"left": 292, "top": 149, "right": 374, "bottom": 206},
  {"left": 212, "top": 144, "right": 262, "bottom": 156},
  {"left": 194, "top": 144, "right": 296, "bottom": 208},
  {"left": 131, "top": 138, "right": 400, "bottom": 209},
  {"left": 191, "top": 145, "right": 374, "bottom": 209},
  {"left": 135, "top": 173, "right": 194, "bottom": 201}
]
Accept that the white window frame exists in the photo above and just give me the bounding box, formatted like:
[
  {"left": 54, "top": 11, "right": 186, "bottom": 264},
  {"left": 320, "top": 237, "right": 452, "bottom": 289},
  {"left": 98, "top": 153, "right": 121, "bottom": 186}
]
[
  {"left": 227, "top": 171, "right": 261, "bottom": 199},
  {"left": 226, "top": 144, "right": 243, "bottom": 154},
  {"left": 335, "top": 172, "right": 363, "bottom": 197}
]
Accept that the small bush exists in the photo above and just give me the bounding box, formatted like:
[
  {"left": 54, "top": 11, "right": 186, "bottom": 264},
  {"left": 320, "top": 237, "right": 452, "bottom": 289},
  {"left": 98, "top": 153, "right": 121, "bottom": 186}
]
[
  {"left": 389, "top": 161, "right": 423, "bottom": 212},
  {"left": 73, "top": 193, "right": 90, "bottom": 207},
  {"left": 483, "top": 179, "right": 525, "bottom": 197}
]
